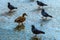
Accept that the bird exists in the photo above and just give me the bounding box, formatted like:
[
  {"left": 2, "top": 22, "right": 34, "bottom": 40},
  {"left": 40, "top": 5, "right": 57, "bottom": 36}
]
[
  {"left": 31, "top": 25, "right": 45, "bottom": 35},
  {"left": 41, "top": 9, "right": 52, "bottom": 19},
  {"left": 36, "top": 1, "right": 47, "bottom": 6},
  {"left": 8, "top": 2, "right": 17, "bottom": 12},
  {"left": 36, "top": 1, "right": 47, "bottom": 8},
  {"left": 15, "top": 13, "right": 27, "bottom": 25}
]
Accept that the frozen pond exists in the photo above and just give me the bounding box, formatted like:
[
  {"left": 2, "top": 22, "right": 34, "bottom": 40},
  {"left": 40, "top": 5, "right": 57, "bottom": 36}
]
[{"left": 0, "top": 0, "right": 60, "bottom": 40}]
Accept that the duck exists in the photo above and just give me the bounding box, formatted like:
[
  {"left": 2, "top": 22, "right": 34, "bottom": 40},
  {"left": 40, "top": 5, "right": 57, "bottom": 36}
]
[
  {"left": 15, "top": 13, "right": 27, "bottom": 25},
  {"left": 8, "top": 2, "right": 17, "bottom": 12},
  {"left": 41, "top": 9, "right": 52, "bottom": 19},
  {"left": 31, "top": 25, "right": 45, "bottom": 35}
]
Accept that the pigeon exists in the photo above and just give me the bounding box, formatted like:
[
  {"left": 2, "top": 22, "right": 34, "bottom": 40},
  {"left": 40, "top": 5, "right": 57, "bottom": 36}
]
[
  {"left": 8, "top": 2, "right": 17, "bottom": 11},
  {"left": 31, "top": 25, "right": 45, "bottom": 34},
  {"left": 41, "top": 9, "right": 52, "bottom": 18},
  {"left": 15, "top": 13, "right": 27, "bottom": 25},
  {"left": 36, "top": 1, "right": 47, "bottom": 6}
]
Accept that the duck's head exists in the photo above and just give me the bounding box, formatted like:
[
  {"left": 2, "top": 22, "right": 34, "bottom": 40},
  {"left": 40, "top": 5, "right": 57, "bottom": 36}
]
[{"left": 22, "top": 13, "right": 27, "bottom": 17}]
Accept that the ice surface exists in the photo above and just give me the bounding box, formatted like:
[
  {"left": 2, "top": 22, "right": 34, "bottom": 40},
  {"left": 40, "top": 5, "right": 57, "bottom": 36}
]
[{"left": 0, "top": 0, "right": 60, "bottom": 40}]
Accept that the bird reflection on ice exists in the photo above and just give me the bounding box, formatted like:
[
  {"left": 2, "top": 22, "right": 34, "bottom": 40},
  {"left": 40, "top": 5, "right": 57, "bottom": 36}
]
[
  {"left": 14, "top": 24, "right": 25, "bottom": 31},
  {"left": 40, "top": 19, "right": 52, "bottom": 26}
]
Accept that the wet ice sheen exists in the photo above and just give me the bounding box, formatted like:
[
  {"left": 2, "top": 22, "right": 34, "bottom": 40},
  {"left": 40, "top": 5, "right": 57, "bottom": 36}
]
[{"left": 0, "top": 0, "right": 60, "bottom": 40}]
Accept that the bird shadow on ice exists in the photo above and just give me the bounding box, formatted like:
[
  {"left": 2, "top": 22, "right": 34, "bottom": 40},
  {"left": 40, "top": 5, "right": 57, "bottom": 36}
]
[
  {"left": 30, "top": 8, "right": 42, "bottom": 12},
  {"left": 39, "top": 19, "right": 52, "bottom": 26},
  {"left": 0, "top": 11, "right": 16, "bottom": 17},
  {"left": 14, "top": 24, "right": 25, "bottom": 32},
  {"left": 29, "top": 0, "right": 35, "bottom": 2},
  {"left": 30, "top": 36, "right": 42, "bottom": 40},
  {"left": 22, "top": 0, "right": 35, "bottom": 3}
]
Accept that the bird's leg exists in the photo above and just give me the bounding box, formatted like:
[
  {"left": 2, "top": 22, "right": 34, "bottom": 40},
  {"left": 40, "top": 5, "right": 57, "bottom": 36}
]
[
  {"left": 21, "top": 23, "right": 23, "bottom": 25},
  {"left": 18, "top": 23, "right": 20, "bottom": 25},
  {"left": 42, "top": 6, "right": 43, "bottom": 9},
  {"left": 39, "top": 6, "right": 43, "bottom": 10},
  {"left": 34, "top": 34, "right": 37, "bottom": 37},
  {"left": 9, "top": 10, "right": 12, "bottom": 13},
  {"left": 9, "top": 11, "right": 11, "bottom": 13},
  {"left": 38, "top": 6, "right": 40, "bottom": 9},
  {"left": 45, "top": 17, "right": 47, "bottom": 20},
  {"left": 41, "top": 17, "right": 44, "bottom": 19},
  {"left": 20, "top": 23, "right": 23, "bottom": 25},
  {"left": 18, "top": 23, "right": 21, "bottom": 26}
]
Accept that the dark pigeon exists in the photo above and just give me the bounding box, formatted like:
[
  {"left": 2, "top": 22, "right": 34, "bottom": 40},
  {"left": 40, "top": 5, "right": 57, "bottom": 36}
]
[
  {"left": 8, "top": 2, "right": 17, "bottom": 10},
  {"left": 31, "top": 25, "right": 45, "bottom": 34},
  {"left": 41, "top": 9, "right": 52, "bottom": 18},
  {"left": 36, "top": 1, "right": 47, "bottom": 6}
]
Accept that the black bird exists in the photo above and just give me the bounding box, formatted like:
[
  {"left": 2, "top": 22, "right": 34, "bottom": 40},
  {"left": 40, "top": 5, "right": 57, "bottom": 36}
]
[
  {"left": 8, "top": 2, "right": 17, "bottom": 11},
  {"left": 36, "top": 1, "right": 47, "bottom": 6},
  {"left": 31, "top": 25, "right": 45, "bottom": 35},
  {"left": 41, "top": 9, "right": 52, "bottom": 18}
]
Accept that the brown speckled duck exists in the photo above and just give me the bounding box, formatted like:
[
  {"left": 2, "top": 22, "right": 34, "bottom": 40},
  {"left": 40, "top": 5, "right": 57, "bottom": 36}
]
[{"left": 15, "top": 13, "right": 27, "bottom": 25}]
